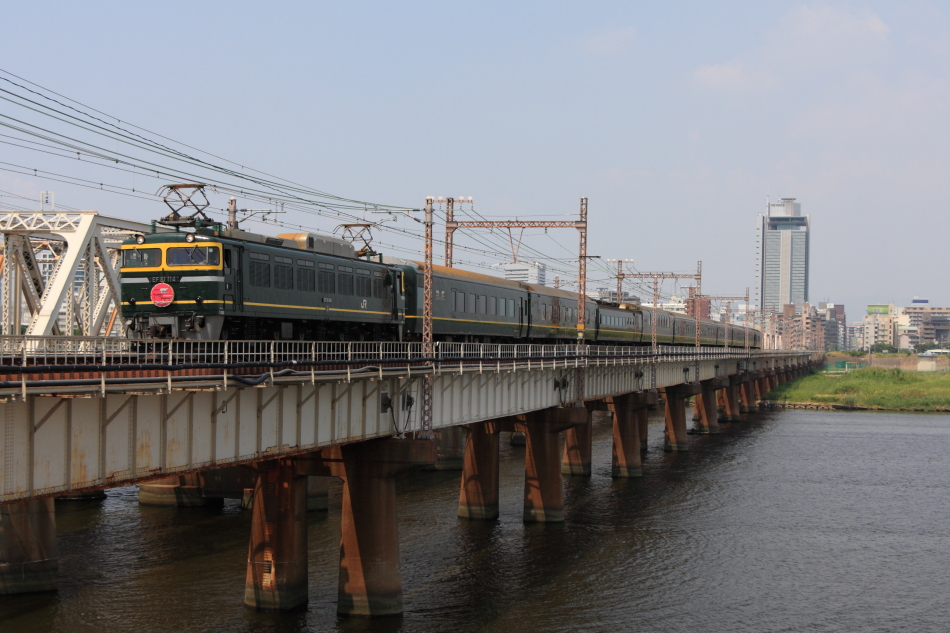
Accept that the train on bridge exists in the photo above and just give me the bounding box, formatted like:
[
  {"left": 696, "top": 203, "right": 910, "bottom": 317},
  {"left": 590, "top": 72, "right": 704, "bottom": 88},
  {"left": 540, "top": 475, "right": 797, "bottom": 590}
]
[{"left": 119, "top": 222, "right": 761, "bottom": 348}]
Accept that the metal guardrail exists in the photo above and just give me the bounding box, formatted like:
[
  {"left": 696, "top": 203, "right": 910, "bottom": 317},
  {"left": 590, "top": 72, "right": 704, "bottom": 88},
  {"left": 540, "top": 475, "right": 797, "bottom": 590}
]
[{"left": 0, "top": 336, "right": 818, "bottom": 370}]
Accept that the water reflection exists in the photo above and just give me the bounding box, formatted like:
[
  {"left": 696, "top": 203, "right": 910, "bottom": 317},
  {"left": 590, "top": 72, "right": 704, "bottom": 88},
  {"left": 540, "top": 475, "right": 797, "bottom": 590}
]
[{"left": 2, "top": 410, "right": 950, "bottom": 632}]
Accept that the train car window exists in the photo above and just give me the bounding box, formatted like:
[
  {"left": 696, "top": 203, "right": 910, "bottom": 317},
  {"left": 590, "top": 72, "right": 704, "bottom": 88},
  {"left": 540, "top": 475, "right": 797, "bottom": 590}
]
[
  {"left": 297, "top": 268, "right": 316, "bottom": 292},
  {"left": 542, "top": 304, "right": 547, "bottom": 321},
  {"left": 357, "top": 269, "right": 370, "bottom": 276},
  {"left": 318, "top": 263, "right": 334, "bottom": 270},
  {"left": 489, "top": 296, "right": 497, "bottom": 315},
  {"left": 166, "top": 246, "right": 220, "bottom": 267},
  {"left": 373, "top": 271, "right": 384, "bottom": 277},
  {"left": 339, "top": 265, "right": 353, "bottom": 273},
  {"left": 249, "top": 262, "right": 270, "bottom": 287},
  {"left": 122, "top": 248, "right": 161, "bottom": 268},
  {"left": 356, "top": 276, "right": 372, "bottom": 298},
  {"left": 477, "top": 295, "right": 486, "bottom": 314},
  {"left": 318, "top": 270, "right": 335, "bottom": 293},
  {"left": 454, "top": 290, "right": 463, "bottom": 312},
  {"left": 274, "top": 256, "right": 293, "bottom": 264},
  {"left": 339, "top": 274, "right": 354, "bottom": 295},
  {"left": 274, "top": 265, "right": 294, "bottom": 290},
  {"left": 373, "top": 278, "right": 383, "bottom": 298},
  {"left": 249, "top": 252, "right": 269, "bottom": 261},
  {"left": 467, "top": 294, "right": 475, "bottom": 313},
  {"left": 297, "top": 259, "right": 315, "bottom": 267},
  {"left": 509, "top": 299, "right": 516, "bottom": 317},
  {"left": 223, "top": 250, "right": 232, "bottom": 271}
]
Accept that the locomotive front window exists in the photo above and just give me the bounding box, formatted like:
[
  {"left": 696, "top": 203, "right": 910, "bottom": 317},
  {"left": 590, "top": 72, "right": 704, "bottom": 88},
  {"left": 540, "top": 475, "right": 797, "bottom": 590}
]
[
  {"left": 167, "top": 246, "right": 220, "bottom": 267},
  {"left": 122, "top": 248, "right": 161, "bottom": 268}
]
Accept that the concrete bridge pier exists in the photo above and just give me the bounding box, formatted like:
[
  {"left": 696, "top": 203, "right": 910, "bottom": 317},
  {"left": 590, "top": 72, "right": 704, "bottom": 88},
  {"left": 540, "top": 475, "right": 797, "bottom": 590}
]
[
  {"left": 722, "top": 378, "right": 742, "bottom": 422},
  {"left": 561, "top": 404, "right": 600, "bottom": 476},
  {"left": 739, "top": 378, "right": 755, "bottom": 413},
  {"left": 523, "top": 407, "right": 587, "bottom": 522},
  {"left": 695, "top": 379, "right": 724, "bottom": 433},
  {"left": 663, "top": 384, "right": 699, "bottom": 451},
  {"left": 458, "top": 421, "right": 501, "bottom": 519},
  {"left": 334, "top": 438, "right": 435, "bottom": 616},
  {"left": 426, "top": 427, "right": 466, "bottom": 471},
  {"left": 0, "top": 499, "right": 59, "bottom": 595},
  {"left": 607, "top": 394, "right": 642, "bottom": 477},
  {"left": 244, "top": 458, "right": 309, "bottom": 611}
]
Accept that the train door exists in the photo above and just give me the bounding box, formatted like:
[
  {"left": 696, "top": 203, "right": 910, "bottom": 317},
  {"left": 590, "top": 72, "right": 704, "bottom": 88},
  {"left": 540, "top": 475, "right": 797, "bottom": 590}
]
[
  {"left": 518, "top": 295, "right": 528, "bottom": 338},
  {"left": 223, "top": 245, "right": 243, "bottom": 312}
]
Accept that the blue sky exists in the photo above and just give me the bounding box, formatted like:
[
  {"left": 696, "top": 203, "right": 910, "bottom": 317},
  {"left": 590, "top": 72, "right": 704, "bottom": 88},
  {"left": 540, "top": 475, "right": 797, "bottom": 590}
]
[{"left": 2, "top": 1, "right": 948, "bottom": 317}]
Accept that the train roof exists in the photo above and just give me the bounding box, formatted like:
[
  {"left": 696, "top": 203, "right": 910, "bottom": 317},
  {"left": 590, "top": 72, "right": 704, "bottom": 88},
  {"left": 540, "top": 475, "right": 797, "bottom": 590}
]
[{"left": 395, "top": 260, "right": 527, "bottom": 291}]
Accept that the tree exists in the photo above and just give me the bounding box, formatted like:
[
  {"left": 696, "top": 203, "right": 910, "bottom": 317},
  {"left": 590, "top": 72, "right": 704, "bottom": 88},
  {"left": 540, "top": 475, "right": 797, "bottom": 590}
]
[
  {"left": 870, "top": 343, "right": 898, "bottom": 353},
  {"left": 915, "top": 341, "right": 941, "bottom": 354}
]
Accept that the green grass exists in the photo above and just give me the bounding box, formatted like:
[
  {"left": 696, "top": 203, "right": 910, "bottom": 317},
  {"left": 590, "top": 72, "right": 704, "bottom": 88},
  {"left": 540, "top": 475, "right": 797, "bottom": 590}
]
[{"left": 769, "top": 367, "right": 950, "bottom": 411}]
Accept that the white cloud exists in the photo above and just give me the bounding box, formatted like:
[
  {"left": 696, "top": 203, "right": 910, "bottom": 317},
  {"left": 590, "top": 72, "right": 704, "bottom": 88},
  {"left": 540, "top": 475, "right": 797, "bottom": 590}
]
[
  {"left": 582, "top": 27, "right": 638, "bottom": 56},
  {"left": 694, "top": 3, "right": 891, "bottom": 91},
  {"left": 693, "top": 62, "right": 778, "bottom": 92}
]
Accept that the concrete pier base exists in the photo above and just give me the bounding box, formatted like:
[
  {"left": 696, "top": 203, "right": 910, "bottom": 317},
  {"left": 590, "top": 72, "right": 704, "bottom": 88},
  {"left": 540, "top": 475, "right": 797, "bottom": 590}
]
[
  {"left": 336, "top": 439, "right": 436, "bottom": 616},
  {"left": 458, "top": 421, "right": 501, "bottom": 519},
  {"left": 663, "top": 384, "right": 697, "bottom": 452},
  {"left": 56, "top": 490, "right": 106, "bottom": 501},
  {"left": 0, "top": 499, "right": 59, "bottom": 595},
  {"left": 608, "top": 394, "right": 642, "bottom": 477},
  {"left": 523, "top": 407, "right": 586, "bottom": 522},
  {"left": 740, "top": 379, "right": 755, "bottom": 413},
  {"left": 138, "top": 473, "right": 207, "bottom": 507},
  {"left": 244, "top": 458, "right": 309, "bottom": 611}
]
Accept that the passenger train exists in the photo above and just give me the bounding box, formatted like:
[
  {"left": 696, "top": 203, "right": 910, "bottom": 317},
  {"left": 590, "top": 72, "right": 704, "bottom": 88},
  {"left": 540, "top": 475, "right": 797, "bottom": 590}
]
[{"left": 119, "top": 223, "right": 761, "bottom": 348}]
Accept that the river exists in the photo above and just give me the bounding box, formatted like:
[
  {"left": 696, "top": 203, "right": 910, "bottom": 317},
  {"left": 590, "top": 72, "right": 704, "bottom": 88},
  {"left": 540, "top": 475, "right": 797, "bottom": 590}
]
[{"left": 2, "top": 409, "right": 949, "bottom": 632}]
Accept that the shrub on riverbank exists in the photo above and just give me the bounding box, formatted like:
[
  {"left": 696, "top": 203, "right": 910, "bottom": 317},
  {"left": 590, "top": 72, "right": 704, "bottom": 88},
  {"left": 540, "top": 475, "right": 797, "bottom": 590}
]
[{"left": 768, "top": 367, "right": 950, "bottom": 411}]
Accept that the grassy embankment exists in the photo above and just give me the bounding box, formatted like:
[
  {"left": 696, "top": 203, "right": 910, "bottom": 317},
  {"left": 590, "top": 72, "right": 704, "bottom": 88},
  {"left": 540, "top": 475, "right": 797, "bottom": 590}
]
[{"left": 768, "top": 367, "right": 950, "bottom": 412}]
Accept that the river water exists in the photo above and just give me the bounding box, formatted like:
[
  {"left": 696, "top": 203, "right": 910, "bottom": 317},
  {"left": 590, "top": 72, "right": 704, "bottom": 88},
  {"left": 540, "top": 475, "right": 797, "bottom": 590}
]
[{"left": 2, "top": 409, "right": 950, "bottom": 632}]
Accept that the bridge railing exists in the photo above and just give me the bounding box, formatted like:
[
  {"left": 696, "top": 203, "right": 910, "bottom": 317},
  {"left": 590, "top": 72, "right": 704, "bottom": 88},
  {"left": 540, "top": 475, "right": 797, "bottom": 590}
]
[{"left": 0, "top": 336, "right": 818, "bottom": 372}]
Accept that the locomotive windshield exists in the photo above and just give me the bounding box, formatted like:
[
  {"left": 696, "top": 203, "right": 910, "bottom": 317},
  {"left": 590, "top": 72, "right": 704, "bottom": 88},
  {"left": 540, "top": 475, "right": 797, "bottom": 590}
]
[
  {"left": 166, "top": 246, "right": 220, "bottom": 267},
  {"left": 122, "top": 248, "right": 161, "bottom": 268}
]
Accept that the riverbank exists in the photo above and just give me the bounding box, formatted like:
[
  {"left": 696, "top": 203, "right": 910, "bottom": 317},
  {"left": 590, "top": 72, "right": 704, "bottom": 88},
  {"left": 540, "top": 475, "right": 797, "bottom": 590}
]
[{"left": 767, "top": 367, "right": 950, "bottom": 412}]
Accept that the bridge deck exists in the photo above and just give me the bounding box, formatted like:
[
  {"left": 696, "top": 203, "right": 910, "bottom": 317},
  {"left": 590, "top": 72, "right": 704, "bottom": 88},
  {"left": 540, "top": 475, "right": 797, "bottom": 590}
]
[{"left": 0, "top": 337, "right": 818, "bottom": 505}]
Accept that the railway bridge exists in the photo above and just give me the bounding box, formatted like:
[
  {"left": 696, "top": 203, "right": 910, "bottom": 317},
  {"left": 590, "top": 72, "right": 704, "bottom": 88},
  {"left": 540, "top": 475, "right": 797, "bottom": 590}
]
[{"left": 0, "top": 336, "right": 821, "bottom": 614}]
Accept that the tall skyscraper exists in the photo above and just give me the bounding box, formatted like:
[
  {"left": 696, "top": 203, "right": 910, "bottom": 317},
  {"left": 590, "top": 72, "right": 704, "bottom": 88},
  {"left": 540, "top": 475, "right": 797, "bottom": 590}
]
[{"left": 755, "top": 197, "right": 810, "bottom": 314}]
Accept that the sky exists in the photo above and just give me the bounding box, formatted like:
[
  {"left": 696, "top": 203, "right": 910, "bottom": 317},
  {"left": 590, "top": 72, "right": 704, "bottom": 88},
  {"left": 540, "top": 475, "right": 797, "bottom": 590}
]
[{"left": 1, "top": 1, "right": 948, "bottom": 318}]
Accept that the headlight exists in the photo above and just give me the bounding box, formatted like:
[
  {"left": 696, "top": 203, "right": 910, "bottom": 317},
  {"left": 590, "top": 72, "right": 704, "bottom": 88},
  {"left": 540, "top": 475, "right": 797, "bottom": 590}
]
[
  {"left": 185, "top": 233, "right": 195, "bottom": 243},
  {"left": 135, "top": 235, "right": 146, "bottom": 244}
]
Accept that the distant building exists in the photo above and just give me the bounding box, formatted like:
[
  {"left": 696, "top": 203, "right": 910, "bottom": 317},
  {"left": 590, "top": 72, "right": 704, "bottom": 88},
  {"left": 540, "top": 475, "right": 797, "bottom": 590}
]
[
  {"left": 502, "top": 262, "right": 545, "bottom": 286},
  {"left": 901, "top": 305, "right": 950, "bottom": 345},
  {"left": 863, "top": 304, "right": 898, "bottom": 349},
  {"left": 641, "top": 295, "right": 687, "bottom": 315},
  {"left": 755, "top": 197, "right": 810, "bottom": 314},
  {"left": 588, "top": 288, "right": 640, "bottom": 305},
  {"left": 818, "top": 302, "right": 847, "bottom": 351},
  {"left": 846, "top": 322, "right": 864, "bottom": 350}
]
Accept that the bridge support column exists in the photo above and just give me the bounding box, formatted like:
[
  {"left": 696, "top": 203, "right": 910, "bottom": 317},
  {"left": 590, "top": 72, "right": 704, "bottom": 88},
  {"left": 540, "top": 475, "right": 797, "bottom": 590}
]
[
  {"left": 458, "top": 421, "right": 501, "bottom": 520},
  {"left": 307, "top": 476, "right": 330, "bottom": 512},
  {"left": 608, "top": 394, "right": 641, "bottom": 477},
  {"left": 695, "top": 380, "right": 722, "bottom": 433},
  {"left": 336, "top": 439, "right": 435, "bottom": 616},
  {"left": 509, "top": 431, "right": 526, "bottom": 446},
  {"left": 561, "top": 404, "right": 595, "bottom": 476},
  {"left": 426, "top": 427, "right": 465, "bottom": 471},
  {"left": 638, "top": 403, "right": 649, "bottom": 452},
  {"left": 663, "top": 384, "right": 698, "bottom": 451},
  {"left": 523, "top": 407, "right": 587, "bottom": 522},
  {"left": 723, "top": 379, "right": 742, "bottom": 422},
  {"left": 0, "top": 499, "right": 59, "bottom": 595},
  {"left": 244, "top": 458, "right": 309, "bottom": 611},
  {"left": 739, "top": 379, "right": 754, "bottom": 413}
]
